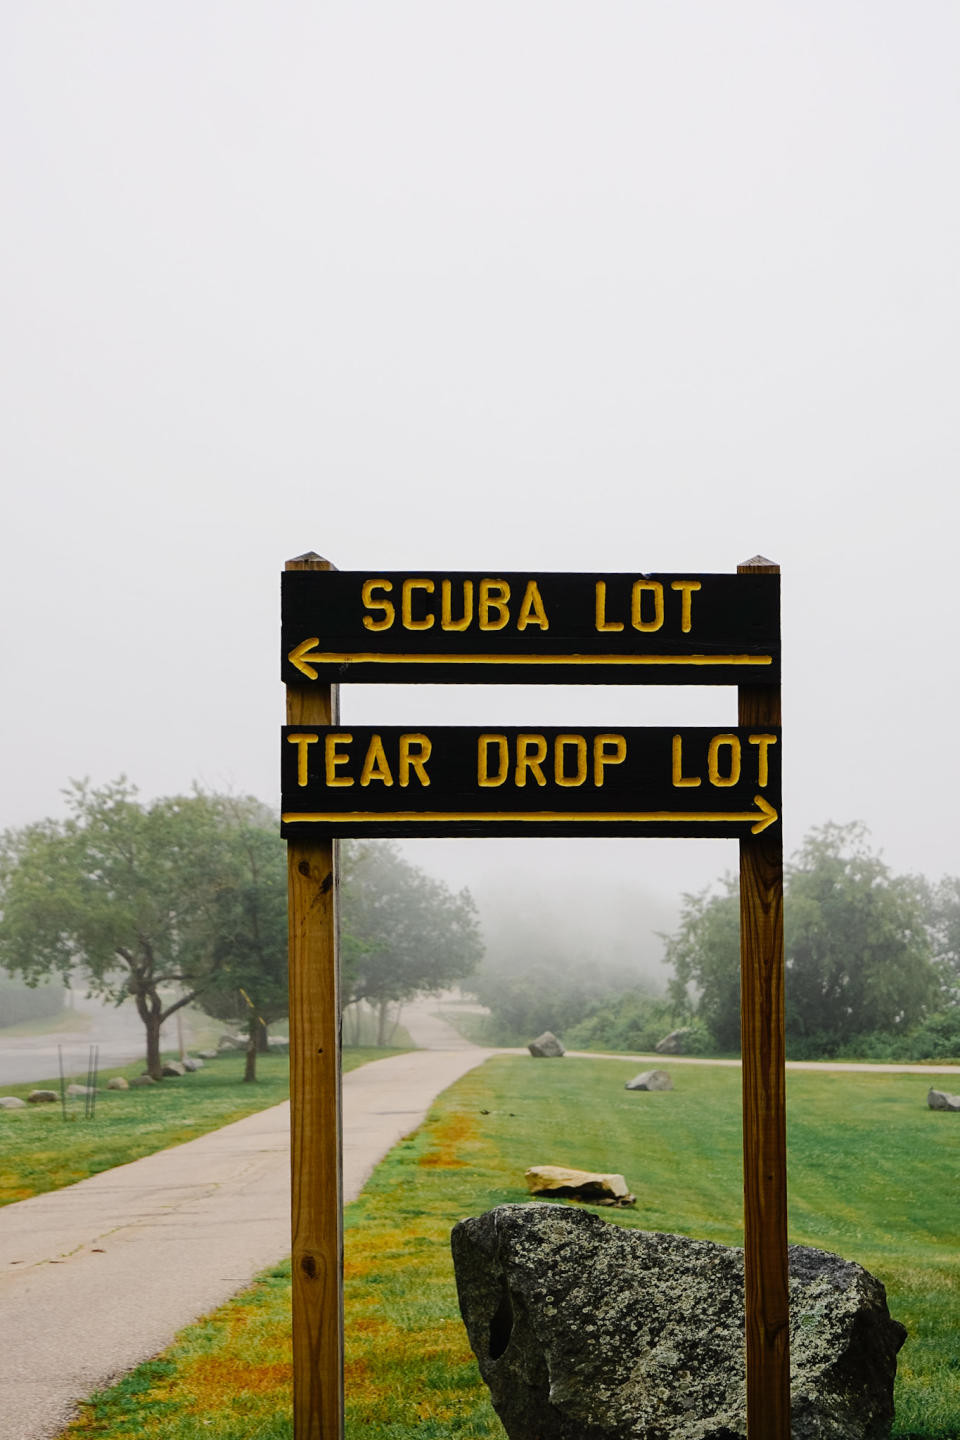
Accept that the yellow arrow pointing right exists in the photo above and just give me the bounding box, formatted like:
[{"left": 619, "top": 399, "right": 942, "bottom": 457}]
[
  {"left": 747, "top": 793, "right": 779, "bottom": 835},
  {"left": 282, "top": 795, "right": 780, "bottom": 833}
]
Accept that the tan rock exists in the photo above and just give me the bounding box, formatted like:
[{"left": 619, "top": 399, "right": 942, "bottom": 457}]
[{"left": 524, "top": 1165, "right": 635, "bottom": 1207}]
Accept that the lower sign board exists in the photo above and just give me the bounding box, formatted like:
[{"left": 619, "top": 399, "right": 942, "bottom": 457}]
[{"left": 280, "top": 725, "right": 781, "bottom": 838}]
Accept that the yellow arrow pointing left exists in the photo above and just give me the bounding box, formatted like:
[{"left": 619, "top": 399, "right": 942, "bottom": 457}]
[{"left": 288, "top": 637, "right": 323, "bottom": 680}]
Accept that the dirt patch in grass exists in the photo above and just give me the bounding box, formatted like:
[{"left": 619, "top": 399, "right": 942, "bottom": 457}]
[{"left": 417, "top": 1111, "right": 477, "bottom": 1168}]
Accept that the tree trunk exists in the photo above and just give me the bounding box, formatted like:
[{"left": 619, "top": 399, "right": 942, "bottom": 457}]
[
  {"left": 145, "top": 1011, "right": 164, "bottom": 1080},
  {"left": 128, "top": 961, "right": 167, "bottom": 1081},
  {"left": 244, "top": 1013, "right": 259, "bottom": 1082},
  {"left": 377, "top": 998, "right": 391, "bottom": 1047},
  {"left": 257, "top": 1021, "right": 270, "bottom": 1054}
]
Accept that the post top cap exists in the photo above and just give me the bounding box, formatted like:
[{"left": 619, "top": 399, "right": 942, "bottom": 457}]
[{"left": 285, "top": 552, "right": 335, "bottom": 570}]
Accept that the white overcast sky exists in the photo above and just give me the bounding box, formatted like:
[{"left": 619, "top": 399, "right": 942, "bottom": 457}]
[{"left": 1, "top": 2, "right": 958, "bottom": 943}]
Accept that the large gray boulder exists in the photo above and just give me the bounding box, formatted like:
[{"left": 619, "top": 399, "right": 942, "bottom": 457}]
[
  {"left": 451, "top": 1203, "right": 906, "bottom": 1440},
  {"left": 927, "top": 1087, "right": 960, "bottom": 1111},
  {"left": 0, "top": 1096, "right": 27, "bottom": 1109},
  {"left": 528, "top": 1032, "right": 565, "bottom": 1058}
]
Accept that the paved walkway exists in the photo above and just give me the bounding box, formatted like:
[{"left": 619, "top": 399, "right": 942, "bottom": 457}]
[{"left": 0, "top": 1005, "right": 496, "bottom": 1440}]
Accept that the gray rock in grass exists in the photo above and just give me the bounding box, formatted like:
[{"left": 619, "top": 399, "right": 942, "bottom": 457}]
[
  {"left": 528, "top": 1031, "right": 565, "bottom": 1058},
  {"left": 654, "top": 1027, "right": 691, "bottom": 1055},
  {"left": 451, "top": 1203, "right": 906, "bottom": 1440},
  {"left": 927, "top": 1087, "right": 960, "bottom": 1111},
  {"left": 0, "top": 1096, "right": 27, "bottom": 1109},
  {"left": 625, "top": 1069, "right": 673, "bottom": 1091}
]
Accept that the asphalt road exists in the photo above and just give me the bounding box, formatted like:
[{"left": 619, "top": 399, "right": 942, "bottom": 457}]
[{"left": 0, "top": 994, "right": 157, "bottom": 1088}]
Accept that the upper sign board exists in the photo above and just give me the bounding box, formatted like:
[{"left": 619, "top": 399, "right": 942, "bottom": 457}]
[
  {"left": 280, "top": 724, "right": 781, "bottom": 839},
  {"left": 281, "top": 570, "right": 780, "bottom": 686}
]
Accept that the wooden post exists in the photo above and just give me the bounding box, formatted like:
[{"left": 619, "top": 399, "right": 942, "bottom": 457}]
[
  {"left": 285, "top": 553, "right": 344, "bottom": 1440},
  {"left": 738, "top": 556, "right": 789, "bottom": 1437}
]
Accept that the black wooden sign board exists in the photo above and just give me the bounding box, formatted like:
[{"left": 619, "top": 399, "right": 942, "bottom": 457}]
[
  {"left": 280, "top": 724, "right": 781, "bottom": 839},
  {"left": 281, "top": 570, "right": 780, "bottom": 687}
]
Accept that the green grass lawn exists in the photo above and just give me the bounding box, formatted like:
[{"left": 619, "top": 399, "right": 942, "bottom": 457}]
[
  {"left": 0, "top": 1046, "right": 408, "bottom": 1206},
  {"left": 58, "top": 1054, "right": 960, "bottom": 1439}
]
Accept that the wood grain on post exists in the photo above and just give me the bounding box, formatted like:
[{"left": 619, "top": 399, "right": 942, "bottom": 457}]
[
  {"left": 737, "top": 556, "right": 789, "bottom": 1438},
  {"left": 285, "top": 553, "right": 343, "bottom": 1440}
]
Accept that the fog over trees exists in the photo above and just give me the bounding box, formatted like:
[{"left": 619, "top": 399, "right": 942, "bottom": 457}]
[{"left": 466, "top": 871, "right": 677, "bottom": 1043}]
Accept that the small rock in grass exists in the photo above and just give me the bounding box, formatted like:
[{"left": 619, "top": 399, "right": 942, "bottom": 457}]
[
  {"left": 524, "top": 1165, "right": 635, "bottom": 1208},
  {"left": 131, "top": 1074, "right": 156, "bottom": 1086},
  {"left": 106, "top": 1076, "right": 129, "bottom": 1091},
  {"left": 927, "top": 1087, "right": 960, "bottom": 1111},
  {"left": 527, "top": 1031, "right": 565, "bottom": 1057},
  {"left": 654, "top": 1026, "right": 692, "bottom": 1054},
  {"left": 27, "top": 1090, "right": 58, "bottom": 1104},
  {"left": 161, "top": 1061, "right": 186, "bottom": 1077},
  {"left": 0, "top": 1096, "right": 27, "bottom": 1110},
  {"left": 625, "top": 1068, "right": 673, "bottom": 1091}
]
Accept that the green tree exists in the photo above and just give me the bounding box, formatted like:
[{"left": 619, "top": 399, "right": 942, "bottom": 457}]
[
  {"left": 664, "top": 876, "right": 741, "bottom": 1051},
  {"left": 663, "top": 823, "right": 938, "bottom": 1056},
  {"left": 341, "top": 842, "right": 483, "bottom": 1043},
  {"left": 195, "top": 799, "right": 289, "bottom": 1082},
  {"left": 928, "top": 873, "right": 960, "bottom": 1002},
  {"left": 785, "top": 823, "right": 935, "bottom": 1045},
  {"left": 0, "top": 780, "right": 255, "bottom": 1078}
]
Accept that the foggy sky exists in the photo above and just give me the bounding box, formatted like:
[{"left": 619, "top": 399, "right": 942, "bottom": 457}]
[{"left": 2, "top": 2, "right": 958, "bottom": 932}]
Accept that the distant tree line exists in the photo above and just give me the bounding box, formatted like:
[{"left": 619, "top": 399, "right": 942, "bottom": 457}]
[
  {"left": 471, "top": 823, "right": 960, "bottom": 1063},
  {"left": 0, "top": 780, "right": 482, "bottom": 1079}
]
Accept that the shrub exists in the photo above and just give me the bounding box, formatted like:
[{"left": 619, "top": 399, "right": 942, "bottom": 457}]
[{"left": 565, "top": 990, "right": 691, "bottom": 1054}]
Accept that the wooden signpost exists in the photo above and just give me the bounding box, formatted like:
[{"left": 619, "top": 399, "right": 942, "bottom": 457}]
[{"left": 282, "top": 554, "right": 787, "bottom": 1440}]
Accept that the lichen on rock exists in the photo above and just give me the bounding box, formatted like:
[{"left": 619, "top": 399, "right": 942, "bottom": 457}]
[{"left": 451, "top": 1203, "right": 906, "bottom": 1440}]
